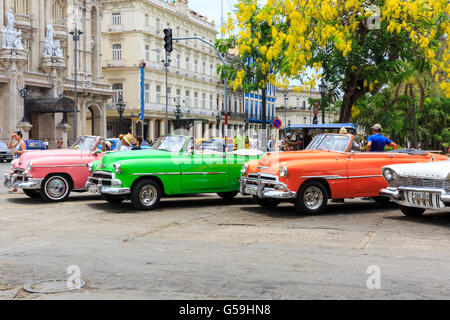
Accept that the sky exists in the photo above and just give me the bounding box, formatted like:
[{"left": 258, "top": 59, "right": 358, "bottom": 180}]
[
  {"left": 188, "top": 0, "right": 238, "bottom": 35},
  {"left": 187, "top": 0, "right": 311, "bottom": 88}
]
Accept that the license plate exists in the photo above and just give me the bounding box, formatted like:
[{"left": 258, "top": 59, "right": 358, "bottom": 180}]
[
  {"left": 245, "top": 186, "right": 258, "bottom": 195},
  {"left": 411, "top": 192, "right": 430, "bottom": 201},
  {"left": 406, "top": 191, "right": 444, "bottom": 209}
]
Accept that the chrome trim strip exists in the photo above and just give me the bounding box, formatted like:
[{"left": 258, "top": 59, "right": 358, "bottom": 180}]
[
  {"left": 301, "top": 175, "right": 346, "bottom": 180},
  {"left": 348, "top": 175, "right": 383, "bottom": 179},
  {"left": 300, "top": 175, "right": 383, "bottom": 180},
  {"left": 34, "top": 165, "right": 87, "bottom": 168},
  {"left": 132, "top": 172, "right": 227, "bottom": 176},
  {"left": 132, "top": 173, "right": 180, "bottom": 176},
  {"left": 183, "top": 172, "right": 227, "bottom": 175}
]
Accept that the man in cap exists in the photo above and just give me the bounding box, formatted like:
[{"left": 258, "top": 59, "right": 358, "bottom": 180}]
[{"left": 367, "top": 124, "right": 397, "bottom": 152}]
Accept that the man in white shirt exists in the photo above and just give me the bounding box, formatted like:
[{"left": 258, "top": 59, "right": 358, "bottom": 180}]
[
  {"left": 120, "top": 133, "right": 134, "bottom": 151},
  {"left": 250, "top": 133, "right": 260, "bottom": 150}
]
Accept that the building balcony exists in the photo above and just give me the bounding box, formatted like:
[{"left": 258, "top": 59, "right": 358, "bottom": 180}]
[
  {"left": 14, "top": 13, "right": 31, "bottom": 28},
  {"left": 104, "top": 60, "right": 126, "bottom": 68},
  {"left": 53, "top": 23, "right": 68, "bottom": 38},
  {"left": 106, "top": 25, "right": 123, "bottom": 33}
]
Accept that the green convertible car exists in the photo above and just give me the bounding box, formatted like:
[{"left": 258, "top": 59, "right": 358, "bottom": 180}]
[{"left": 85, "top": 135, "right": 263, "bottom": 211}]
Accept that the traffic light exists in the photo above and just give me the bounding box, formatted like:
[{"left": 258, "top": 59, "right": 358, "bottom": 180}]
[{"left": 164, "top": 28, "right": 173, "bottom": 53}]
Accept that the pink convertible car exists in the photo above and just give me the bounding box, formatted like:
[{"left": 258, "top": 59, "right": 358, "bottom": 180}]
[{"left": 2, "top": 136, "right": 105, "bottom": 202}]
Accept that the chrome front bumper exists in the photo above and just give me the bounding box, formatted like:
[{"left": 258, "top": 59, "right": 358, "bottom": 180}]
[
  {"left": 381, "top": 187, "right": 450, "bottom": 211},
  {"left": 240, "top": 173, "right": 297, "bottom": 199},
  {"left": 2, "top": 173, "right": 42, "bottom": 190},
  {"left": 85, "top": 172, "right": 130, "bottom": 195}
]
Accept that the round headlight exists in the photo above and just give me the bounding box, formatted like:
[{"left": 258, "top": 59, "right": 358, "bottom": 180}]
[
  {"left": 27, "top": 162, "right": 33, "bottom": 173},
  {"left": 279, "top": 166, "right": 288, "bottom": 178},
  {"left": 383, "top": 168, "right": 393, "bottom": 181},
  {"left": 113, "top": 163, "right": 122, "bottom": 175},
  {"left": 87, "top": 163, "right": 94, "bottom": 173},
  {"left": 241, "top": 163, "right": 249, "bottom": 175}
]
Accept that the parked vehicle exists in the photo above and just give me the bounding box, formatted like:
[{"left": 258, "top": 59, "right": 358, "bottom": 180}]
[
  {"left": 26, "top": 140, "right": 46, "bottom": 150},
  {"left": 0, "top": 141, "right": 13, "bottom": 162},
  {"left": 240, "top": 133, "right": 448, "bottom": 215},
  {"left": 86, "top": 135, "right": 264, "bottom": 211},
  {"left": 381, "top": 160, "right": 450, "bottom": 216},
  {"left": 200, "top": 137, "right": 234, "bottom": 152},
  {"left": 2, "top": 136, "right": 105, "bottom": 202},
  {"left": 285, "top": 123, "right": 358, "bottom": 137}
]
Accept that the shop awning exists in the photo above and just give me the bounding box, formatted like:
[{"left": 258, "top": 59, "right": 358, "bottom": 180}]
[{"left": 25, "top": 96, "right": 76, "bottom": 113}]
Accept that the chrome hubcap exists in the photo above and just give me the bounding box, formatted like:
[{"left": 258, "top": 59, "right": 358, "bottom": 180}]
[
  {"left": 303, "top": 186, "right": 323, "bottom": 210},
  {"left": 139, "top": 185, "right": 157, "bottom": 206},
  {"left": 47, "top": 178, "right": 66, "bottom": 199}
]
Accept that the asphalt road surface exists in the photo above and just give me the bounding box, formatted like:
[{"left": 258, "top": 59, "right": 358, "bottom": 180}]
[{"left": 0, "top": 161, "right": 449, "bottom": 300}]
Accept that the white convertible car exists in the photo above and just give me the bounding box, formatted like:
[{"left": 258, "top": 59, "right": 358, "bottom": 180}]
[{"left": 381, "top": 160, "right": 450, "bottom": 216}]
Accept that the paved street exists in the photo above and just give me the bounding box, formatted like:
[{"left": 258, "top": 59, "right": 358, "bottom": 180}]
[{"left": 0, "top": 161, "right": 449, "bottom": 300}]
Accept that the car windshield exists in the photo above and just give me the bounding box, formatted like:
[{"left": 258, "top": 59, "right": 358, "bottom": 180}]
[
  {"left": 70, "top": 136, "right": 99, "bottom": 151},
  {"left": 0, "top": 141, "right": 7, "bottom": 149},
  {"left": 306, "top": 134, "right": 351, "bottom": 152},
  {"left": 152, "top": 136, "right": 187, "bottom": 153}
]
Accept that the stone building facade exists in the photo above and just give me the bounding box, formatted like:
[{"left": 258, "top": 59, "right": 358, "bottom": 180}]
[
  {"left": 102, "top": 0, "right": 246, "bottom": 141},
  {"left": 0, "top": 0, "right": 112, "bottom": 148}
]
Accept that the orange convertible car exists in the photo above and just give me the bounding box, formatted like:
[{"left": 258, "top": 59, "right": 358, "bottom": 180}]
[{"left": 240, "top": 133, "right": 447, "bottom": 214}]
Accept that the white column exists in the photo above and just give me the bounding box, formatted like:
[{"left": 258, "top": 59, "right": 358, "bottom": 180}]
[
  {"left": 195, "top": 121, "right": 202, "bottom": 139},
  {"left": 160, "top": 120, "right": 166, "bottom": 137},
  {"left": 149, "top": 119, "right": 155, "bottom": 141},
  {"left": 204, "top": 123, "right": 210, "bottom": 140}
]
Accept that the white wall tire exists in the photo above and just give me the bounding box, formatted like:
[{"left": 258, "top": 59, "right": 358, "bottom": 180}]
[{"left": 40, "top": 175, "right": 71, "bottom": 202}]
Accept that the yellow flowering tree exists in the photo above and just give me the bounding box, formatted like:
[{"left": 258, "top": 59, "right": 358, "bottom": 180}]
[
  {"left": 221, "top": 0, "right": 449, "bottom": 122},
  {"left": 216, "top": 1, "right": 289, "bottom": 132}
]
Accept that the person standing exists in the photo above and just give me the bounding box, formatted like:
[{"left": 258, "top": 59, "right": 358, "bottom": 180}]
[
  {"left": 120, "top": 133, "right": 134, "bottom": 151},
  {"left": 367, "top": 124, "right": 397, "bottom": 152},
  {"left": 132, "top": 136, "right": 143, "bottom": 150},
  {"left": 116, "top": 134, "right": 124, "bottom": 151},
  {"left": 8, "top": 131, "right": 26, "bottom": 193},
  {"left": 102, "top": 141, "right": 112, "bottom": 152},
  {"left": 301, "top": 128, "right": 312, "bottom": 150},
  {"left": 250, "top": 133, "right": 260, "bottom": 150},
  {"left": 57, "top": 138, "right": 64, "bottom": 149},
  {"left": 235, "top": 130, "right": 246, "bottom": 150},
  {"left": 43, "top": 139, "right": 49, "bottom": 150},
  {"left": 8, "top": 131, "right": 26, "bottom": 159}
]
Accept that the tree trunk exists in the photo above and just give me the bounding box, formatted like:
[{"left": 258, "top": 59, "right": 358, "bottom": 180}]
[{"left": 339, "top": 86, "right": 366, "bottom": 123}]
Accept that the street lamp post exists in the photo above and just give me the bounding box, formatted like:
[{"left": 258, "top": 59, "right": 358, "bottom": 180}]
[
  {"left": 18, "top": 88, "right": 28, "bottom": 123},
  {"left": 283, "top": 89, "right": 288, "bottom": 129},
  {"left": 69, "top": 28, "right": 83, "bottom": 140},
  {"left": 319, "top": 80, "right": 327, "bottom": 124},
  {"left": 116, "top": 98, "right": 126, "bottom": 135},
  {"left": 174, "top": 103, "right": 182, "bottom": 130}
]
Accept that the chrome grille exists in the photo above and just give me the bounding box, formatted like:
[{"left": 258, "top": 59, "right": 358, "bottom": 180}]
[
  {"left": 93, "top": 172, "right": 114, "bottom": 180},
  {"left": 90, "top": 171, "right": 114, "bottom": 186},
  {"left": 248, "top": 173, "right": 277, "bottom": 181},
  {"left": 398, "top": 176, "right": 450, "bottom": 191}
]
